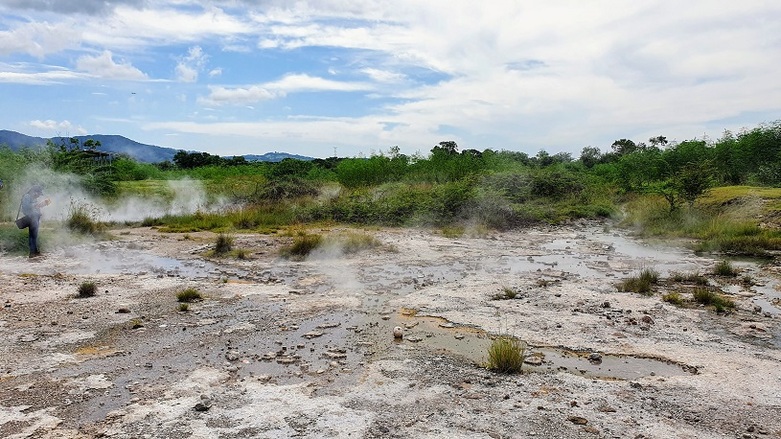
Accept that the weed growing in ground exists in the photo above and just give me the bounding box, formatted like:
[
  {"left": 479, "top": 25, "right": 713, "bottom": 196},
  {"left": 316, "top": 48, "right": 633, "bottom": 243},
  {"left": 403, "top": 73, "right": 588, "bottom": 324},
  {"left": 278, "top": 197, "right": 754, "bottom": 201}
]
[
  {"left": 214, "top": 232, "right": 234, "bottom": 255},
  {"left": 177, "top": 288, "right": 203, "bottom": 303},
  {"left": 662, "top": 292, "right": 686, "bottom": 306},
  {"left": 669, "top": 271, "right": 709, "bottom": 285},
  {"left": 77, "top": 281, "right": 97, "bottom": 298},
  {"left": 692, "top": 287, "right": 735, "bottom": 312},
  {"left": 281, "top": 233, "right": 323, "bottom": 258},
  {"left": 492, "top": 286, "right": 518, "bottom": 300},
  {"left": 486, "top": 336, "right": 526, "bottom": 374},
  {"left": 713, "top": 260, "right": 738, "bottom": 277},
  {"left": 338, "top": 232, "right": 381, "bottom": 254},
  {"left": 178, "top": 303, "right": 189, "bottom": 312},
  {"left": 67, "top": 201, "right": 104, "bottom": 235},
  {"left": 618, "top": 268, "right": 659, "bottom": 295},
  {"left": 235, "top": 248, "right": 251, "bottom": 260}
]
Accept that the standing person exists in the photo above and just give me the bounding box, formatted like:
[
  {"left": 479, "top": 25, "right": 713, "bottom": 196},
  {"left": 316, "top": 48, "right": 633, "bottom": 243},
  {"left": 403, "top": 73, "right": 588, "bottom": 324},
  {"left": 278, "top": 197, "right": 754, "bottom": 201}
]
[{"left": 20, "top": 185, "right": 50, "bottom": 258}]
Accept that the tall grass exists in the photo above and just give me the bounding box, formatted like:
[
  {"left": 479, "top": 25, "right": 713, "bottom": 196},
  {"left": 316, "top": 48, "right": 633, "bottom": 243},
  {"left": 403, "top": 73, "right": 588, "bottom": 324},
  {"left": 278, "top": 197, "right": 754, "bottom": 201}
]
[
  {"left": 486, "top": 336, "right": 526, "bottom": 374},
  {"left": 618, "top": 268, "right": 660, "bottom": 295}
]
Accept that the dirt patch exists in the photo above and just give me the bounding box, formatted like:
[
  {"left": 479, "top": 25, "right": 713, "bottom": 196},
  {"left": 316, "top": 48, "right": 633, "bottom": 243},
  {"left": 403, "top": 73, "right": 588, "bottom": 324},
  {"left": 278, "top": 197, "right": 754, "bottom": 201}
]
[{"left": 1, "top": 221, "right": 780, "bottom": 438}]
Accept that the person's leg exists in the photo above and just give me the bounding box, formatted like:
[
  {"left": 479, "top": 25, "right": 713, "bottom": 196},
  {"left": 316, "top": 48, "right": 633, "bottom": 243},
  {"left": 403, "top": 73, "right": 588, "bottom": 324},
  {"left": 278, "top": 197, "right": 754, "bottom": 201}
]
[{"left": 28, "top": 220, "right": 39, "bottom": 256}]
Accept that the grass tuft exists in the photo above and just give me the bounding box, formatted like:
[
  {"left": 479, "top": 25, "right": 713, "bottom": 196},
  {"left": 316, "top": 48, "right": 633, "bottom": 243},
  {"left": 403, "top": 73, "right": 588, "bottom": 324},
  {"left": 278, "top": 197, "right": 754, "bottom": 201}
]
[
  {"left": 486, "top": 336, "right": 526, "bottom": 374},
  {"left": 281, "top": 233, "right": 323, "bottom": 258},
  {"left": 176, "top": 288, "right": 203, "bottom": 303},
  {"left": 662, "top": 292, "right": 686, "bottom": 306},
  {"left": 492, "top": 286, "right": 518, "bottom": 300},
  {"left": 77, "top": 281, "right": 97, "bottom": 298},
  {"left": 618, "top": 268, "right": 659, "bottom": 295},
  {"left": 214, "top": 232, "right": 234, "bottom": 255},
  {"left": 713, "top": 260, "right": 738, "bottom": 277},
  {"left": 692, "top": 287, "right": 735, "bottom": 312}
]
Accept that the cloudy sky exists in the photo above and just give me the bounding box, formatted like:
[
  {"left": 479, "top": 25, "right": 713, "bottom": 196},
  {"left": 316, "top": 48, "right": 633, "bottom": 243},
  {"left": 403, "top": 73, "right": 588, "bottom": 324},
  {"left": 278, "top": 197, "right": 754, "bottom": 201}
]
[{"left": 0, "top": 1, "right": 779, "bottom": 159}]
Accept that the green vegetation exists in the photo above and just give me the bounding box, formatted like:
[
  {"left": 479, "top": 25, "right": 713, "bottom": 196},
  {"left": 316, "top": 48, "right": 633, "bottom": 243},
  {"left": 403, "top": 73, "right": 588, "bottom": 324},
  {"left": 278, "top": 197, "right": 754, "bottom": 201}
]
[
  {"left": 1, "top": 121, "right": 781, "bottom": 259},
  {"left": 662, "top": 292, "right": 685, "bottom": 306},
  {"left": 178, "top": 303, "right": 189, "bottom": 312},
  {"left": 669, "top": 271, "right": 709, "bottom": 285},
  {"left": 618, "top": 268, "right": 660, "bottom": 295},
  {"left": 713, "top": 260, "right": 739, "bottom": 277},
  {"left": 486, "top": 336, "right": 526, "bottom": 374},
  {"left": 492, "top": 286, "right": 518, "bottom": 300},
  {"left": 281, "top": 233, "right": 323, "bottom": 258},
  {"left": 213, "top": 232, "right": 234, "bottom": 255},
  {"left": 67, "top": 202, "right": 104, "bottom": 235},
  {"left": 176, "top": 288, "right": 203, "bottom": 303},
  {"left": 77, "top": 281, "right": 97, "bottom": 298},
  {"left": 692, "top": 287, "right": 736, "bottom": 312}
]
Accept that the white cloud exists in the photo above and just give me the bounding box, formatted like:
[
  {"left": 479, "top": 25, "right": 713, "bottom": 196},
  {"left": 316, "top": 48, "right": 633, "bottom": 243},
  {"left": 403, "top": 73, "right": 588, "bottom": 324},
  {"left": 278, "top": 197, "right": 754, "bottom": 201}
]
[
  {"left": 200, "top": 73, "right": 373, "bottom": 105},
  {"left": 28, "top": 119, "right": 87, "bottom": 135},
  {"left": 0, "top": 69, "right": 85, "bottom": 84},
  {"left": 175, "top": 46, "right": 208, "bottom": 82},
  {"left": 0, "top": 21, "right": 82, "bottom": 58},
  {"left": 208, "top": 68, "right": 223, "bottom": 77},
  {"left": 75, "top": 50, "right": 148, "bottom": 80}
]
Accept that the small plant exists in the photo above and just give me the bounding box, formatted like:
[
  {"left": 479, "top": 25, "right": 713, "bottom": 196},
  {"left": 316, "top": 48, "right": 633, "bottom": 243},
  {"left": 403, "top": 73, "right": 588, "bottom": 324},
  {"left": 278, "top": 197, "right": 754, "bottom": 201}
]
[
  {"left": 338, "top": 232, "right": 381, "bottom": 254},
  {"left": 129, "top": 318, "right": 144, "bottom": 329},
  {"left": 713, "top": 260, "right": 738, "bottom": 277},
  {"left": 662, "top": 292, "right": 685, "bottom": 306},
  {"left": 67, "top": 201, "right": 103, "bottom": 235},
  {"left": 669, "top": 271, "right": 709, "bottom": 285},
  {"left": 77, "top": 281, "right": 97, "bottom": 298},
  {"left": 692, "top": 287, "right": 735, "bottom": 312},
  {"left": 618, "top": 268, "right": 659, "bottom": 295},
  {"left": 492, "top": 286, "right": 518, "bottom": 300},
  {"left": 214, "top": 232, "right": 234, "bottom": 255},
  {"left": 235, "top": 248, "right": 251, "bottom": 260},
  {"left": 486, "top": 336, "right": 526, "bottom": 374},
  {"left": 177, "top": 288, "right": 203, "bottom": 303},
  {"left": 281, "top": 233, "right": 323, "bottom": 258},
  {"left": 178, "top": 303, "right": 189, "bottom": 312},
  {"left": 441, "top": 226, "right": 464, "bottom": 238}
]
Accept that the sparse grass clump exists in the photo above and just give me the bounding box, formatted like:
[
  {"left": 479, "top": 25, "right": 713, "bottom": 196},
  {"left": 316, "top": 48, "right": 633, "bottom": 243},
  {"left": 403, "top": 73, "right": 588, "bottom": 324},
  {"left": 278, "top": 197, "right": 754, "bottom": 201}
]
[
  {"left": 618, "top": 268, "right": 659, "bottom": 295},
  {"left": 178, "top": 303, "right": 189, "bottom": 312},
  {"left": 669, "top": 271, "right": 709, "bottom": 285},
  {"left": 235, "top": 248, "right": 251, "bottom": 260},
  {"left": 713, "top": 260, "right": 738, "bottom": 277},
  {"left": 281, "top": 233, "right": 323, "bottom": 258},
  {"left": 67, "top": 202, "right": 104, "bottom": 235},
  {"left": 214, "top": 232, "right": 234, "bottom": 255},
  {"left": 77, "top": 281, "right": 97, "bottom": 298},
  {"left": 176, "top": 288, "right": 203, "bottom": 303},
  {"left": 692, "top": 287, "right": 735, "bottom": 312},
  {"left": 492, "top": 286, "right": 518, "bottom": 300},
  {"left": 486, "top": 336, "right": 526, "bottom": 374},
  {"left": 662, "top": 292, "right": 686, "bottom": 306},
  {"left": 338, "top": 232, "right": 381, "bottom": 254}
]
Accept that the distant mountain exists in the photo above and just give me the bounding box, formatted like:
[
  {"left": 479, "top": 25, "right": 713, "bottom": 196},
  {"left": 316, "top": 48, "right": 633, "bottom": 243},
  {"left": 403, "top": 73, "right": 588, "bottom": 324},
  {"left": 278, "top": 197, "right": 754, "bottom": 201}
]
[{"left": 0, "top": 130, "right": 313, "bottom": 163}]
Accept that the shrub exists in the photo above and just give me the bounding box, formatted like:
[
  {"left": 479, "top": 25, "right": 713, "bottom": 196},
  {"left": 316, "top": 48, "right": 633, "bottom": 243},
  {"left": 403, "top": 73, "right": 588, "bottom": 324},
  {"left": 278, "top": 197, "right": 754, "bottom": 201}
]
[
  {"left": 492, "top": 286, "right": 518, "bottom": 300},
  {"left": 177, "top": 288, "right": 203, "bottom": 303},
  {"left": 486, "top": 336, "right": 526, "bottom": 374},
  {"left": 178, "top": 303, "right": 189, "bottom": 312},
  {"left": 77, "top": 281, "right": 97, "bottom": 298},
  {"left": 669, "top": 271, "right": 709, "bottom": 285}
]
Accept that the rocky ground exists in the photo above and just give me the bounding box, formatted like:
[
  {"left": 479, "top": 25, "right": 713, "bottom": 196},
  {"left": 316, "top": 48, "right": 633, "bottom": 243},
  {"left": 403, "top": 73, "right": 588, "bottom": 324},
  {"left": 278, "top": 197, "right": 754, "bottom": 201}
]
[{"left": 0, "top": 220, "right": 780, "bottom": 439}]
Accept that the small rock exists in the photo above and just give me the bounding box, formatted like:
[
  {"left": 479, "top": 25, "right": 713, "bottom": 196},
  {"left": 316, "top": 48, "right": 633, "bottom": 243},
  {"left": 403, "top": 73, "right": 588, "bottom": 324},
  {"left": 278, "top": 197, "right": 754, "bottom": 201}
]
[
  {"left": 303, "top": 331, "right": 324, "bottom": 339},
  {"left": 116, "top": 308, "right": 131, "bottom": 314},
  {"left": 567, "top": 416, "right": 588, "bottom": 425},
  {"left": 641, "top": 315, "right": 654, "bottom": 325},
  {"left": 393, "top": 326, "right": 404, "bottom": 339},
  {"left": 193, "top": 401, "right": 211, "bottom": 412},
  {"left": 524, "top": 356, "right": 543, "bottom": 366},
  {"left": 225, "top": 351, "right": 240, "bottom": 362}
]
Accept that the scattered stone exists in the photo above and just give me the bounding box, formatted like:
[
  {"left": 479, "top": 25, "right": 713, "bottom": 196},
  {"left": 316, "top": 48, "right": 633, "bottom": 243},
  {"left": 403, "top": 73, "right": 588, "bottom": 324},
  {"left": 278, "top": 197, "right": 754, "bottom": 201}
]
[
  {"left": 116, "top": 308, "right": 131, "bottom": 314},
  {"left": 303, "top": 331, "right": 324, "bottom": 339},
  {"left": 454, "top": 334, "right": 465, "bottom": 340},
  {"left": 405, "top": 335, "right": 423, "bottom": 343},
  {"left": 194, "top": 401, "right": 211, "bottom": 412},
  {"left": 597, "top": 405, "right": 617, "bottom": 413},
  {"left": 641, "top": 315, "right": 654, "bottom": 325},
  {"left": 588, "top": 353, "right": 602, "bottom": 364},
  {"left": 439, "top": 322, "right": 455, "bottom": 328},
  {"left": 393, "top": 326, "right": 404, "bottom": 339},
  {"left": 225, "top": 351, "right": 240, "bottom": 361},
  {"left": 524, "top": 356, "right": 543, "bottom": 366},
  {"left": 567, "top": 416, "right": 588, "bottom": 425}
]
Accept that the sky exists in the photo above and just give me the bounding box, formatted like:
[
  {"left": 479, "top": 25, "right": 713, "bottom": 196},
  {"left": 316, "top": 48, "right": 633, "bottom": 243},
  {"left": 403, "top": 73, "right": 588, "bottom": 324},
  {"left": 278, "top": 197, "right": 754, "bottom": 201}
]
[{"left": 0, "top": 1, "right": 780, "bottom": 159}]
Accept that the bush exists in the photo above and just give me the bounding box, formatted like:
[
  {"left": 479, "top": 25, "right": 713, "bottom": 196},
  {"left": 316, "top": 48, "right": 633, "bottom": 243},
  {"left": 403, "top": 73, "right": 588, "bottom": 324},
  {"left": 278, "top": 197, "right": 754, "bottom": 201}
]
[
  {"left": 177, "top": 288, "right": 203, "bottom": 303},
  {"left": 67, "top": 202, "right": 103, "bottom": 235},
  {"left": 486, "top": 336, "right": 526, "bottom": 374},
  {"left": 77, "top": 281, "right": 97, "bottom": 298}
]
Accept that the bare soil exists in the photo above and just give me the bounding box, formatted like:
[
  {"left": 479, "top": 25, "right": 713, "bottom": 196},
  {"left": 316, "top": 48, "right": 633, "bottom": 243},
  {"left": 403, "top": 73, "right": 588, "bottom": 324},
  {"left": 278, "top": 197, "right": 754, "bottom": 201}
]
[{"left": 1, "top": 220, "right": 780, "bottom": 439}]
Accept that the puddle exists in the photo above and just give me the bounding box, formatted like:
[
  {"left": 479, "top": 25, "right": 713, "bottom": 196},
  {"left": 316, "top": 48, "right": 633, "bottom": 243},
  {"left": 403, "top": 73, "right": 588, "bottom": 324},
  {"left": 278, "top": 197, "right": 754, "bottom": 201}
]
[{"left": 373, "top": 312, "right": 695, "bottom": 380}]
